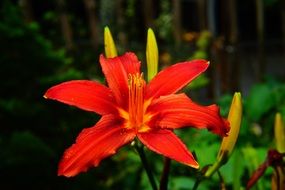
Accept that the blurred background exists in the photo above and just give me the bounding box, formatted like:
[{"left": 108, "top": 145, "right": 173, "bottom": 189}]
[{"left": 0, "top": 0, "right": 284, "bottom": 189}]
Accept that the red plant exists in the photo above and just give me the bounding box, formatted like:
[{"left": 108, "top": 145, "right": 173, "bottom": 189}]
[
  {"left": 246, "top": 149, "right": 285, "bottom": 190},
  {"left": 44, "top": 52, "right": 229, "bottom": 177}
]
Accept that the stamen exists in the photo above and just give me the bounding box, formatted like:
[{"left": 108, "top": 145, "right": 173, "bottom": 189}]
[{"left": 128, "top": 73, "right": 145, "bottom": 130}]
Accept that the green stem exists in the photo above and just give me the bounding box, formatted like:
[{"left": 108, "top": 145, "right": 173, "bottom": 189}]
[
  {"left": 159, "top": 157, "right": 171, "bottom": 190},
  {"left": 134, "top": 142, "right": 158, "bottom": 190},
  {"left": 217, "top": 170, "right": 226, "bottom": 189},
  {"left": 192, "top": 161, "right": 223, "bottom": 190},
  {"left": 204, "top": 161, "right": 222, "bottom": 178},
  {"left": 192, "top": 179, "right": 201, "bottom": 190}
]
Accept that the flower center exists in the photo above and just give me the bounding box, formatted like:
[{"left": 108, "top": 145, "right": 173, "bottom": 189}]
[
  {"left": 128, "top": 73, "right": 145, "bottom": 130},
  {"left": 118, "top": 73, "right": 152, "bottom": 132}
]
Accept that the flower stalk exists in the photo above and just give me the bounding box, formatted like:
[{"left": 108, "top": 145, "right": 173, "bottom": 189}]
[
  {"left": 272, "top": 113, "right": 285, "bottom": 190},
  {"left": 159, "top": 157, "right": 171, "bottom": 190},
  {"left": 134, "top": 140, "right": 158, "bottom": 190}
]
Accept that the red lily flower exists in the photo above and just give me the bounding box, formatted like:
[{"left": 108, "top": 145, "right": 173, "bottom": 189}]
[{"left": 44, "top": 52, "right": 229, "bottom": 177}]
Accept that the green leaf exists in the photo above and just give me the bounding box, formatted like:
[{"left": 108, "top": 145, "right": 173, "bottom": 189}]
[
  {"left": 246, "top": 84, "right": 276, "bottom": 121},
  {"left": 185, "top": 74, "right": 209, "bottom": 90},
  {"left": 242, "top": 146, "right": 268, "bottom": 190},
  {"left": 217, "top": 94, "right": 233, "bottom": 117},
  {"left": 171, "top": 177, "right": 208, "bottom": 190},
  {"left": 219, "top": 149, "right": 245, "bottom": 189}
]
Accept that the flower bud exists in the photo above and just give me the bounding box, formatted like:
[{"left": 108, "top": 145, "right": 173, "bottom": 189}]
[
  {"left": 217, "top": 92, "right": 242, "bottom": 163},
  {"left": 104, "top": 26, "right": 118, "bottom": 58},
  {"left": 274, "top": 113, "right": 285, "bottom": 153},
  {"left": 146, "top": 28, "right": 158, "bottom": 81}
]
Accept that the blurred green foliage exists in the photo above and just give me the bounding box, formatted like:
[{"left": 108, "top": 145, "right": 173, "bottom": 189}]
[
  {"left": 246, "top": 80, "right": 285, "bottom": 122},
  {"left": 155, "top": 0, "right": 172, "bottom": 43},
  {"left": 0, "top": 2, "right": 90, "bottom": 189},
  {"left": 186, "top": 31, "right": 211, "bottom": 90}
]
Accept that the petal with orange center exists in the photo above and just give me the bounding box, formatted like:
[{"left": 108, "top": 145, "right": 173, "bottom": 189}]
[
  {"left": 44, "top": 80, "right": 117, "bottom": 115},
  {"left": 99, "top": 52, "right": 141, "bottom": 108},
  {"left": 148, "top": 93, "right": 229, "bottom": 136},
  {"left": 146, "top": 59, "right": 209, "bottom": 99},
  {"left": 138, "top": 129, "right": 199, "bottom": 168},
  {"left": 58, "top": 115, "right": 136, "bottom": 177}
]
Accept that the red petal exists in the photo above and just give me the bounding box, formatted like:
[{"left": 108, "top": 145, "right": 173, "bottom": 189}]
[
  {"left": 44, "top": 80, "right": 117, "bottom": 115},
  {"left": 100, "top": 52, "right": 141, "bottom": 108},
  {"left": 138, "top": 129, "right": 199, "bottom": 168},
  {"left": 147, "top": 94, "right": 229, "bottom": 136},
  {"left": 58, "top": 115, "right": 136, "bottom": 177},
  {"left": 146, "top": 60, "right": 208, "bottom": 99},
  {"left": 120, "top": 52, "right": 141, "bottom": 75}
]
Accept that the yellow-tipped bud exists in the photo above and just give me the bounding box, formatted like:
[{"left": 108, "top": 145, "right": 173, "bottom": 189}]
[
  {"left": 104, "top": 26, "right": 118, "bottom": 58},
  {"left": 205, "top": 92, "right": 243, "bottom": 178},
  {"left": 146, "top": 28, "right": 158, "bottom": 81},
  {"left": 274, "top": 113, "right": 285, "bottom": 153},
  {"left": 218, "top": 92, "right": 243, "bottom": 163}
]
